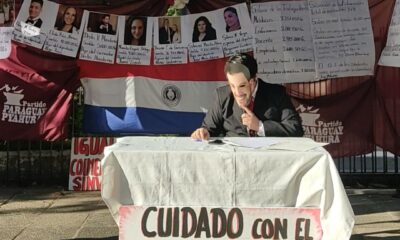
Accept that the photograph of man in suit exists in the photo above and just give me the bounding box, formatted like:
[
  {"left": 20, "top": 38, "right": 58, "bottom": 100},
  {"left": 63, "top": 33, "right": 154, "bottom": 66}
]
[
  {"left": 26, "top": 0, "right": 43, "bottom": 28},
  {"left": 159, "top": 18, "right": 173, "bottom": 44},
  {"left": 191, "top": 53, "right": 304, "bottom": 140}
]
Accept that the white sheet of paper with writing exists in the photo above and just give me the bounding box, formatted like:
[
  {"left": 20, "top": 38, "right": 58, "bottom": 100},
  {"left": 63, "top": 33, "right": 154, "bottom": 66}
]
[
  {"left": 116, "top": 16, "right": 152, "bottom": 65},
  {"left": 218, "top": 3, "right": 254, "bottom": 57},
  {"left": 43, "top": 9, "right": 88, "bottom": 58},
  {"left": 378, "top": 0, "right": 400, "bottom": 67},
  {"left": 252, "top": 0, "right": 374, "bottom": 83},
  {"left": 0, "top": 27, "right": 12, "bottom": 59},
  {"left": 79, "top": 12, "right": 118, "bottom": 64},
  {"left": 310, "top": 0, "right": 375, "bottom": 79},
  {"left": 252, "top": 1, "right": 316, "bottom": 83},
  {"left": 12, "top": 0, "right": 58, "bottom": 49}
]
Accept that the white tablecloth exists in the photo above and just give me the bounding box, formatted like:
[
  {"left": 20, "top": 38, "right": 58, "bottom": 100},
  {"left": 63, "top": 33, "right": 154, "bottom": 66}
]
[{"left": 101, "top": 137, "right": 354, "bottom": 240}]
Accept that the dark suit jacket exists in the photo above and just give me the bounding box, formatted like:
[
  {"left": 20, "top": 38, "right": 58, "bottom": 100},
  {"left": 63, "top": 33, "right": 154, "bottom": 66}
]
[
  {"left": 159, "top": 27, "right": 172, "bottom": 44},
  {"left": 201, "top": 80, "right": 304, "bottom": 137},
  {"left": 192, "top": 28, "right": 217, "bottom": 42},
  {"left": 96, "top": 23, "right": 115, "bottom": 35},
  {"left": 26, "top": 18, "right": 42, "bottom": 28}
]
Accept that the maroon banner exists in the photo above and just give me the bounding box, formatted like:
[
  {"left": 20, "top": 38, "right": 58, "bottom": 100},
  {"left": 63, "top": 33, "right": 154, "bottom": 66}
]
[
  {"left": 292, "top": 79, "right": 375, "bottom": 158},
  {"left": 374, "top": 66, "right": 400, "bottom": 155},
  {"left": 0, "top": 44, "right": 80, "bottom": 140}
]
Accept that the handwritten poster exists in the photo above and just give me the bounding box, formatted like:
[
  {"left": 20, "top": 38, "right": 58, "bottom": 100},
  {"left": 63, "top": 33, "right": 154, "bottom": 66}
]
[
  {"left": 43, "top": 7, "right": 87, "bottom": 57},
  {"left": 221, "top": 31, "right": 254, "bottom": 57},
  {"left": 154, "top": 45, "right": 188, "bottom": 65},
  {"left": 12, "top": 0, "right": 58, "bottom": 49},
  {"left": 116, "top": 15, "right": 152, "bottom": 65},
  {"left": 252, "top": 0, "right": 374, "bottom": 83},
  {"left": 378, "top": 0, "right": 400, "bottom": 67},
  {"left": 69, "top": 137, "right": 115, "bottom": 191},
  {"left": 0, "top": 27, "right": 12, "bottom": 59},
  {"left": 79, "top": 12, "right": 118, "bottom": 64},
  {"left": 153, "top": 16, "right": 188, "bottom": 65},
  {"left": 252, "top": 1, "right": 316, "bottom": 83},
  {"left": 215, "top": 3, "right": 254, "bottom": 57},
  {"left": 188, "top": 41, "right": 224, "bottom": 62},
  {"left": 309, "top": 0, "right": 375, "bottom": 79},
  {"left": 181, "top": 12, "right": 225, "bottom": 62}
]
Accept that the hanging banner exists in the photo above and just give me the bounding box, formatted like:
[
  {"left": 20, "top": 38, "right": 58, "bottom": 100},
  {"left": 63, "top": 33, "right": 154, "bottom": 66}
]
[
  {"left": 69, "top": 136, "right": 114, "bottom": 191},
  {"left": 78, "top": 59, "right": 226, "bottom": 135},
  {"left": 292, "top": 79, "right": 375, "bottom": 158},
  {"left": 0, "top": 44, "right": 80, "bottom": 140}
]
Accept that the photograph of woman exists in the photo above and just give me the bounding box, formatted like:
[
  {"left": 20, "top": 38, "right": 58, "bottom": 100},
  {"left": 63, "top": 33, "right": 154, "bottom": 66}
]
[
  {"left": 192, "top": 16, "right": 217, "bottom": 42},
  {"left": 224, "top": 7, "right": 241, "bottom": 32},
  {"left": 124, "top": 16, "right": 146, "bottom": 46},
  {"left": 171, "top": 24, "right": 181, "bottom": 43},
  {"left": 54, "top": 6, "right": 81, "bottom": 34}
]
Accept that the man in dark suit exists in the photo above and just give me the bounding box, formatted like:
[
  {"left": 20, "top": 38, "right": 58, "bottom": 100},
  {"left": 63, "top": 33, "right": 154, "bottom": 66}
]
[
  {"left": 26, "top": 0, "right": 43, "bottom": 28},
  {"left": 191, "top": 53, "right": 304, "bottom": 140},
  {"left": 159, "top": 18, "right": 172, "bottom": 44},
  {"left": 96, "top": 14, "right": 115, "bottom": 35}
]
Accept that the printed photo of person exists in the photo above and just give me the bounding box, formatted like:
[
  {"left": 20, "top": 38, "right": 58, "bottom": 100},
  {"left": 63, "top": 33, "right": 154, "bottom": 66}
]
[
  {"left": 87, "top": 12, "right": 117, "bottom": 35},
  {"left": 54, "top": 6, "right": 83, "bottom": 34},
  {"left": 0, "top": 0, "right": 15, "bottom": 27},
  {"left": 96, "top": 14, "right": 114, "bottom": 34},
  {"left": 171, "top": 23, "right": 181, "bottom": 43},
  {"left": 25, "top": 0, "right": 43, "bottom": 28},
  {"left": 192, "top": 16, "right": 216, "bottom": 42},
  {"left": 124, "top": 16, "right": 146, "bottom": 46},
  {"left": 224, "top": 6, "right": 241, "bottom": 32},
  {"left": 158, "top": 18, "right": 173, "bottom": 44}
]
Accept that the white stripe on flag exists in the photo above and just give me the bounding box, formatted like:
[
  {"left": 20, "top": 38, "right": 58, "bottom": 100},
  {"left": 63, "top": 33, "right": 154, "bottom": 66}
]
[{"left": 81, "top": 77, "right": 226, "bottom": 113}]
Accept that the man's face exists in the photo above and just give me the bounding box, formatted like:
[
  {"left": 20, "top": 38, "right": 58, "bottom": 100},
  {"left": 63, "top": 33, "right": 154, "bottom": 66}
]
[
  {"left": 29, "top": 2, "right": 42, "bottom": 19},
  {"left": 226, "top": 72, "right": 256, "bottom": 108},
  {"left": 103, "top": 16, "right": 110, "bottom": 24}
]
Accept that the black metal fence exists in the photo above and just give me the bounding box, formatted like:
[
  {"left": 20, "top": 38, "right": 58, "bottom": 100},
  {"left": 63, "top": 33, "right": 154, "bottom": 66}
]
[{"left": 1, "top": 88, "right": 399, "bottom": 188}]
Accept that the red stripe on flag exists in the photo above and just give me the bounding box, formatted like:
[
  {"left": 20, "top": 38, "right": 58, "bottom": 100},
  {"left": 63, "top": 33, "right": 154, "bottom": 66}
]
[{"left": 78, "top": 58, "right": 228, "bottom": 81}]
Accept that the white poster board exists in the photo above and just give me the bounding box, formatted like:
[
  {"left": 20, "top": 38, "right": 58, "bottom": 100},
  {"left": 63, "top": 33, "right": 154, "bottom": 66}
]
[
  {"left": 43, "top": 5, "right": 87, "bottom": 57},
  {"left": 12, "top": 0, "right": 58, "bottom": 49},
  {"left": 252, "top": 0, "right": 375, "bottom": 83},
  {"left": 119, "top": 206, "right": 322, "bottom": 240}
]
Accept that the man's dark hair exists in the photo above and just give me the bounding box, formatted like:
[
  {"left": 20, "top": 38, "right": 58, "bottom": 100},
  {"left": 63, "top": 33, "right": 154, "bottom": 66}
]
[
  {"left": 31, "top": 0, "right": 43, "bottom": 7},
  {"left": 224, "top": 53, "right": 258, "bottom": 80}
]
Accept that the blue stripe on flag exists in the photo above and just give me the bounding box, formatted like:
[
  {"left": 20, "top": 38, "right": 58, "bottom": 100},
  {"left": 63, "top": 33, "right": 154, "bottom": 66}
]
[{"left": 83, "top": 105, "right": 205, "bottom": 135}]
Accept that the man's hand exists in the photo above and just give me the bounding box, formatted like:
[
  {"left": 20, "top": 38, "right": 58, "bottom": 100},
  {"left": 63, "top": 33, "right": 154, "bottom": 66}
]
[
  {"left": 191, "top": 128, "right": 210, "bottom": 140},
  {"left": 241, "top": 105, "right": 259, "bottom": 131}
]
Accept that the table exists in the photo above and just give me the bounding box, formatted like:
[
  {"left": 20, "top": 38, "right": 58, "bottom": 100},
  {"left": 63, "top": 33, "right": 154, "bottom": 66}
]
[{"left": 101, "top": 137, "right": 354, "bottom": 240}]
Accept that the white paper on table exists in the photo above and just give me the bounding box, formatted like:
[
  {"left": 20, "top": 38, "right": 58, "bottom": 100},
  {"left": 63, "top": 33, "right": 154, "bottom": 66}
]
[
  {"left": 221, "top": 138, "right": 282, "bottom": 148},
  {"left": 267, "top": 140, "right": 328, "bottom": 151}
]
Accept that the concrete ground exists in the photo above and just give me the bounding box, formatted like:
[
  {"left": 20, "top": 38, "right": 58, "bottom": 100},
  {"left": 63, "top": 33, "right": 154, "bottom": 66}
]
[{"left": 0, "top": 187, "right": 399, "bottom": 240}]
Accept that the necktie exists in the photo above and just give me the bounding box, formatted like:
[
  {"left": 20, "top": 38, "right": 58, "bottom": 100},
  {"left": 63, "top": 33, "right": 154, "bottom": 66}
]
[
  {"left": 247, "top": 99, "right": 257, "bottom": 137},
  {"left": 26, "top": 19, "right": 34, "bottom": 24}
]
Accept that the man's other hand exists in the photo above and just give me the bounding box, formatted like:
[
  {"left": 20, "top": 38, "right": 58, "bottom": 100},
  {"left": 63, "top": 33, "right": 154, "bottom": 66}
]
[{"left": 191, "top": 128, "right": 210, "bottom": 140}]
